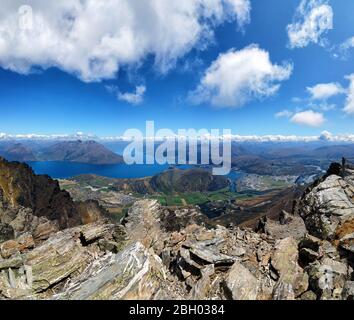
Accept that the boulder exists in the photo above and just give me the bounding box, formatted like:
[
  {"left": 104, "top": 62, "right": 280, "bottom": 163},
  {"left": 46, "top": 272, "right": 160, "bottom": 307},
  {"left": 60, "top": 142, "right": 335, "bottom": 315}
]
[
  {"left": 183, "top": 238, "right": 235, "bottom": 266},
  {"left": 0, "top": 233, "right": 34, "bottom": 259},
  {"left": 342, "top": 281, "right": 354, "bottom": 300},
  {"left": 32, "top": 220, "right": 59, "bottom": 242},
  {"left": 298, "top": 175, "right": 354, "bottom": 240},
  {"left": 224, "top": 261, "right": 258, "bottom": 300},
  {"left": 271, "top": 237, "right": 308, "bottom": 297},
  {"left": 307, "top": 258, "right": 348, "bottom": 299}
]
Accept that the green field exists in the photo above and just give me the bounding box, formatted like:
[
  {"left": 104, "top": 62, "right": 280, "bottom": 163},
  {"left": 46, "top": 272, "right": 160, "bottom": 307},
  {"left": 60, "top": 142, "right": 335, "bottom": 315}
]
[{"left": 149, "top": 188, "right": 255, "bottom": 207}]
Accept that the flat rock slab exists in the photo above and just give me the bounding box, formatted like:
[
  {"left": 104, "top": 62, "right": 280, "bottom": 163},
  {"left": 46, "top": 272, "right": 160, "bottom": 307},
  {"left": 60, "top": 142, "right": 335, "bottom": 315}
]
[{"left": 224, "top": 261, "right": 258, "bottom": 300}]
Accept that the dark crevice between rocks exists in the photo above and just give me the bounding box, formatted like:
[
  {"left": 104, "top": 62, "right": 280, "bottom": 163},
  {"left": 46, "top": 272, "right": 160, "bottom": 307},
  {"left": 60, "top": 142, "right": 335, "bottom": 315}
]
[
  {"left": 338, "top": 247, "right": 354, "bottom": 276},
  {"left": 221, "top": 280, "right": 233, "bottom": 300},
  {"left": 188, "top": 251, "right": 210, "bottom": 267},
  {"left": 36, "top": 274, "right": 71, "bottom": 294},
  {"left": 79, "top": 232, "right": 99, "bottom": 247}
]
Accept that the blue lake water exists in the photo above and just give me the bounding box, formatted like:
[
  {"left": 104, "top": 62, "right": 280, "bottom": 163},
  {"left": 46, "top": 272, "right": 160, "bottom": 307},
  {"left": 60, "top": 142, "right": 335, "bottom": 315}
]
[
  {"left": 26, "top": 161, "right": 244, "bottom": 186},
  {"left": 27, "top": 161, "right": 173, "bottom": 179}
]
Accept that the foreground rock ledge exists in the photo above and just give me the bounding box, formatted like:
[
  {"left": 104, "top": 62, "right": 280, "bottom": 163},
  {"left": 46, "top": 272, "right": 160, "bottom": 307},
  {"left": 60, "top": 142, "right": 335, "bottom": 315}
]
[{"left": 0, "top": 160, "right": 354, "bottom": 300}]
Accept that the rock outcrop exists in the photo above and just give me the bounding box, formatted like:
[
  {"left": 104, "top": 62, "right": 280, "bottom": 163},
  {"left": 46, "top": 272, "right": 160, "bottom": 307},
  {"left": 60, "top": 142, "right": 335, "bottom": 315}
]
[
  {"left": 297, "top": 174, "right": 354, "bottom": 240},
  {"left": 0, "top": 158, "right": 107, "bottom": 236},
  {"left": 0, "top": 159, "right": 354, "bottom": 300},
  {"left": 294, "top": 162, "right": 354, "bottom": 300}
]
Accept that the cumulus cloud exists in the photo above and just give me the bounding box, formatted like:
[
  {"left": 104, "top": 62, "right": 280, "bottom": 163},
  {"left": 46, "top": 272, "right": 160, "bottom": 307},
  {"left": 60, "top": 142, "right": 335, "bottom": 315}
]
[
  {"left": 105, "top": 84, "right": 146, "bottom": 105},
  {"left": 0, "top": 0, "right": 251, "bottom": 82},
  {"left": 290, "top": 110, "right": 326, "bottom": 127},
  {"left": 307, "top": 82, "right": 345, "bottom": 100},
  {"left": 287, "top": 0, "right": 333, "bottom": 49},
  {"left": 344, "top": 74, "right": 354, "bottom": 114},
  {"left": 275, "top": 110, "right": 293, "bottom": 118},
  {"left": 189, "top": 45, "right": 293, "bottom": 108},
  {"left": 118, "top": 85, "right": 146, "bottom": 105}
]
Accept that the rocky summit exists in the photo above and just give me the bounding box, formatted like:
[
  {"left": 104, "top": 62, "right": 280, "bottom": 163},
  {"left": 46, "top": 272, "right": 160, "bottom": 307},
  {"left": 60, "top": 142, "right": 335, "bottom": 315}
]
[{"left": 0, "top": 159, "right": 354, "bottom": 300}]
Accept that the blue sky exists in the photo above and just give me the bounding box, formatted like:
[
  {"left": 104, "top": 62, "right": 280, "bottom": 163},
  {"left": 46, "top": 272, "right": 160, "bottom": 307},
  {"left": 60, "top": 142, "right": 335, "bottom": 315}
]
[{"left": 0, "top": 0, "right": 353, "bottom": 138}]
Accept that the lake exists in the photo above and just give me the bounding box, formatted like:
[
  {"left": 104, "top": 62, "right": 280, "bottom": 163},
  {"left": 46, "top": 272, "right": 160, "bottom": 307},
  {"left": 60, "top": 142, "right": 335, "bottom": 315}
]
[
  {"left": 26, "top": 161, "right": 244, "bottom": 184},
  {"left": 27, "top": 161, "right": 174, "bottom": 179}
]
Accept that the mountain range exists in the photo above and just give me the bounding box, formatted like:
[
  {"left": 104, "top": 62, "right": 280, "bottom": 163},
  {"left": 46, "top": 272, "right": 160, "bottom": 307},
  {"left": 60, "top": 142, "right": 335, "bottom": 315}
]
[
  {"left": 0, "top": 140, "right": 124, "bottom": 165},
  {"left": 1, "top": 138, "right": 354, "bottom": 170}
]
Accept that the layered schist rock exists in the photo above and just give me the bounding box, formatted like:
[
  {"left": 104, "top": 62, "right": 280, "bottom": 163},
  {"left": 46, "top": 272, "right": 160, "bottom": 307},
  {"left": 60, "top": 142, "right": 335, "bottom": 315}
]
[
  {"left": 1, "top": 159, "right": 354, "bottom": 300},
  {"left": 0, "top": 203, "right": 180, "bottom": 300}
]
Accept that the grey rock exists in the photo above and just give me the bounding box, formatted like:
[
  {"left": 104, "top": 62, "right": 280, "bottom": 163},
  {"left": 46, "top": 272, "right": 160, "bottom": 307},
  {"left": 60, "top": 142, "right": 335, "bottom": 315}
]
[
  {"left": 298, "top": 175, "right": 354, "bottom": 240},
  {"left": 183, "top": 238, "right": 235, "bottom": 266},
  {"left": 224, "top": 262, "right": 258, "bottom": 300},
  {"left": 190, "top": 265, "right": 214, "bottom": 300},
  {"left": 271, "top": 237, "right": 308, "bottom": 297},
  {"left": 279, "top": 210, "right": 293, "bottom": 225},
  {"left": 272, "top": 281, "right": 295, "bottom": 300},
  {"left": 300, "top": 290, "right": 317, "bottom": 300},
  {"left": 160, "top": 249, "right": 171, "bottom": 268},
  {"left": 230, "top": 247, "right": 246, "bottom": 257},
  {"left": 307, "top": 258, "right": 348, "bottom": 298},
  {"left": 55, "top": 242, "right": 166, "bottom": 300},
  {"left": 0, "top": 223, "right": 14, "bottom": 243},
  {"left": 0, "top": 253, "right": 23, "bottom": 270},
  {"left": 342, "top": 281, "right": 354, "bottom": 300},
  {"left": 98, "top": 239, "right": 121, "bottom": 253}
]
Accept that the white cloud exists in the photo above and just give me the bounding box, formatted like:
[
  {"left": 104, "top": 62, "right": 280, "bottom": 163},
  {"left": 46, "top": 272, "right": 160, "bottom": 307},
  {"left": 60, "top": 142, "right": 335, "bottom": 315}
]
[
  {"left": 189, "top": 45, "right": 293, "bottom": 108},
  {"left": 319, "top": 130, "right": 333, "bottom": 141},
  {"left": 0, "top": 0, "right": 251, "bottom": 82},
  {"left": 335, "top": 36, "right": 354, "bottom": 59},
  {"left": 287, "top": 0, "right": 333, "bottom": 49},
  {"left": 227, "top": 0, "right": 251, "bottom": 29},
  {"left": 290, "top": 110, "right": 326, "bottom": 127},
  {"left": 118, "top": 85, "right": 146, "bottom": 105},
  {"left": 105, "top": 84, "right": 146, "bottom": 105},
  {"left": 341, "top": 37, "right": 354, "bottom": 50},
  {"left": 307, "top": 82, "right": 345, "bottom": 100},
  {"left": 3, "top": 131, "right": 354, "bottom": 143},
  {"left": 0, "top": 132, "right": 98, "bottom": 141},
  {"left": 275, "top": 110, "right": 293, "bottom": 118},
  {"left": 344, "top": 74, "right": 354, "bottom": 114}
]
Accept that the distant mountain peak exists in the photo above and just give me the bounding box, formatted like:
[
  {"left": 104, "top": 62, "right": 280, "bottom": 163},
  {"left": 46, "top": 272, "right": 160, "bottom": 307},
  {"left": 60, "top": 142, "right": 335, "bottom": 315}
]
[
  {"left": 40, "top": 140, "right": 124, "bottom": 165},
  {"left": 0, "top": 140, "right": 124, "bottom": 165}
]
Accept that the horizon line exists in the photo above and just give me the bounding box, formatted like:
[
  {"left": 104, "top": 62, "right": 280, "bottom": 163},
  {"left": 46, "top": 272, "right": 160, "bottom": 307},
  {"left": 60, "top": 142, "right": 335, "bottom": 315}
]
[{"left": 1, "top": 130, "right": 354, "bottom": 143}]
